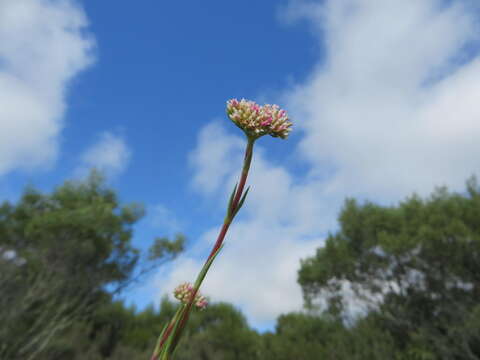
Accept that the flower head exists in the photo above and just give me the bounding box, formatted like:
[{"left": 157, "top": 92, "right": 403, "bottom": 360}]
[
  {"left": 226, "top": 99, "right": 292, "bottom": 139},
  {"left": 173, "top": 282, "right": 208, "bottom": 310}
]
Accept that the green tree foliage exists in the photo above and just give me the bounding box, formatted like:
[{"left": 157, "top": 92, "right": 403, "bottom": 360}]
[
  {"left": 39, "top": 297, "right": 262, "bottom": 360},
  {"left": 261, "top": 313, "right": 340, "bottom": 359},
  {"left": 173, "top": 301, "right": 261, "bottom": 360},
  {"left": 263, "top": 312, "right": 398, "bottom": 359},
  {"left": 298, "top": 177, "right": 480, "bottom": 358},
  {"left": 0, "top": 172, "right": 183, "bottom": 359},
  {"left": 4, "top": 172, "right": 479, "bottom": 359}
]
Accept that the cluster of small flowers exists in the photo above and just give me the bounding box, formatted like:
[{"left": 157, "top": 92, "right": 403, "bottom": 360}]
[
  {"left": 226, "top": 99, "right": 292, "bottom": 139},
  {"left": 173, "top": 282, "right": 208, "bottom": 310}
]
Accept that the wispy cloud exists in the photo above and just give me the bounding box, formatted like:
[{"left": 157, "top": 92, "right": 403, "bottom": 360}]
[
  {"left": 155, "top": 0, "right": 480, "bottom": 327},
  {"left": 76, "top": 132, "right": 131, "bottom": 179},
  {"left": 0, "top": 0, "right": 94, "bottom": 176},
  {"left": 148, "top": 203, "right": 184, "bottom": 235}
]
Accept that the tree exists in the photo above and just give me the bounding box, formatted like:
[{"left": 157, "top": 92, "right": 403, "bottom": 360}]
[
  {"left": 0, "top": 172, "right": 183, "bottom": 359},
  {"left": 169, "top": 300, "right": 262, "bottom": 360},
  {"left": 44, "top": 297, "right": 262, "bottom": 360},
  {"left": 260, "top": 312, "right": 397, "bottom": 360},
  {"left": 298, "top": 177, "right": 480, "bottom": 358},
  {"left": 261, "top": 312, "right": 339, "bottom": 360}
]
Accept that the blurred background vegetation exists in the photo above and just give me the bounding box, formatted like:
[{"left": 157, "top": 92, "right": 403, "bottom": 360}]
[{"left": 1, "top": 173, "right": 479, "bottom": 359}]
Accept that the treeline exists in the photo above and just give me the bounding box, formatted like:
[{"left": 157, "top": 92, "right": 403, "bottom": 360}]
[{"left": 1, "top": 174, "right": 480, "bottom": 359}]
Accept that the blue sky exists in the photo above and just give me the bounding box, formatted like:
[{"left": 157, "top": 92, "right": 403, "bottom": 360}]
[{"left": 2, "top": 0, "right": 480, "bottom": 331}]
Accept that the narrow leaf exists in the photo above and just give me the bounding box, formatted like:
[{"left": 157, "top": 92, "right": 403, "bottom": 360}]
[
  {"left": 160, "top": 305, "right": 187, "bottom": 359},
  {"left": 233, "top": 186, "right": 250, "bottom": 217},
  {"left": 194, "top": 244, "right": 223, "bottom": 291},
  {"left": 152, "top": 321, "right": 169, "bottom": 358},
  {"left": 227, "top": 183, "right": 238, "bottom": 217}
]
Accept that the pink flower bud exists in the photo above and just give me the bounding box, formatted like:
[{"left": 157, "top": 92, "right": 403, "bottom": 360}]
[
  {"left": 173, "top": 282, "right": 209, "bottom": 309},
  {"left": 260, "top": 117, "right": 272, "bottom": 127}
]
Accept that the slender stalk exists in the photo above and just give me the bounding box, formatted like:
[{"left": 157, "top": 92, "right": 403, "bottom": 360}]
[
  {"left": 151, "top": 97, "right": 292, "bottom": 359},
  {"left": 207, "top": 136, "right": 255, "bottom": 260},
  {"left": 152, "top": 136, "right": 255, "bottom": 360},
  {"left": 166, "top": 244, "right": 223, "bottom": 356},
  {"left": 150, "top": 306, "right": 183, "bottom": 360}
]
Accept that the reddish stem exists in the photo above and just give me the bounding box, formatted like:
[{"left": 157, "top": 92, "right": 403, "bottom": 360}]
[
  {"left": 151, "top": 320, "right": 175, "bottom": 360},
  {"left": 207, "top": 137, "right": 254, "bottom": 260},
  {"left": 155, "top": 136, "right": 255, "bottom": 358}
]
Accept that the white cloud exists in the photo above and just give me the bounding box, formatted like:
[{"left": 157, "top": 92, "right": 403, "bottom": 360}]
[
  {"left": 156, "top": 124, "right": 324, "bottom": 328},
  {"left": 188, "top": 122, "right": 244, "bottom": 195},
  {"left": 159, "top": 225, "right": 322, "bottom": 326},
  {"left": 284, "top": 0, "right": 480, "bottom": 200},
  {"left": 0, "top": 0, "right": 94, "bottom": 176},
  {"left": 148, "top": 203, "right": 184, "bottom": 235},
  {"left": 76, "top": 132, "right": 131, "bottom": 178},
  {"left": 156, "top": 0, "right": 480, "bottom": 327}
]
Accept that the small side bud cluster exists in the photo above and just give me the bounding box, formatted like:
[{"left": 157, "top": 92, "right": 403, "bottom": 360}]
[
  {"left": 173, "top": 282, "right": 208, "bottom": 310},
  {"left": 226, "top": 99, "right": 292, "bottom": 139}
]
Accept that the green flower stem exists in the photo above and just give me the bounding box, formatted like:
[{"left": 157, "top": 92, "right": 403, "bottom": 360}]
[
  {"left": 151, "top": 305, "right": 184, "bottom": 360},
  {"left": 207, "top": 136, "right": 255, "bottom": 261},
  {"left": 152, "top": 135, "right": 255, "bottom": 360},
  {"left": 152, "top": 245, "right": 223, "bottom": 360},
  {"left": 166, "top": 245, "right": 223, "bottom": 356}
]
